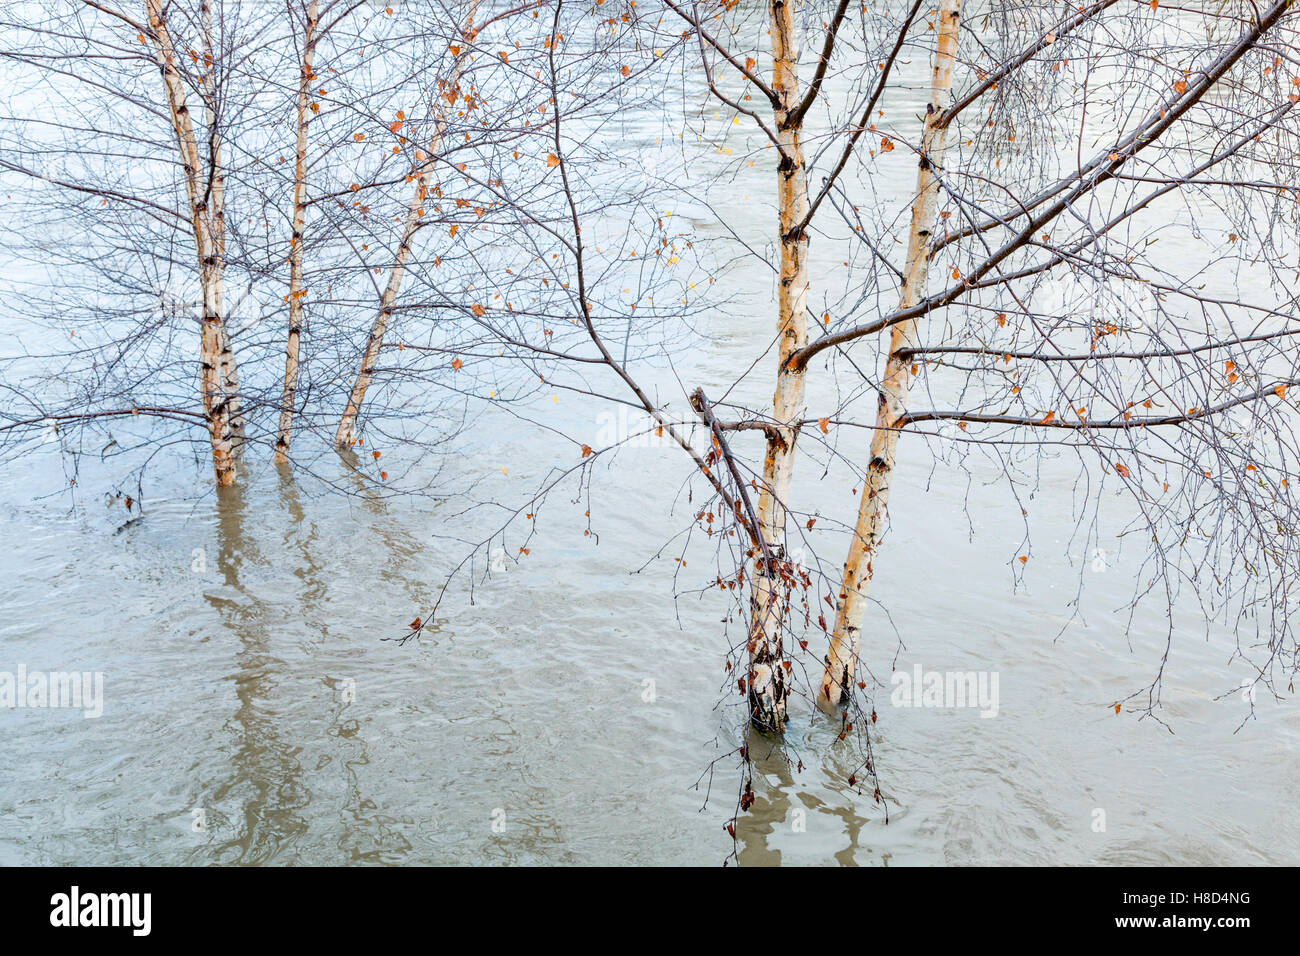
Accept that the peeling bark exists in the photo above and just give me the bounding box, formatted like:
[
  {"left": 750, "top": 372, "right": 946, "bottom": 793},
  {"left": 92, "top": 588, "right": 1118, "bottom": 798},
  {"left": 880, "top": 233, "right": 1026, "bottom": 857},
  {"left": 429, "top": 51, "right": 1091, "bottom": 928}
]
[
  {"left": 747, "top": 0, "right": 810, "bottom": 733},
  {"left": 819, "top": 0, "right": 963, "bottom": 708},
  {"left": 146, "top": 0, "right": 243, "bottom": 485}
]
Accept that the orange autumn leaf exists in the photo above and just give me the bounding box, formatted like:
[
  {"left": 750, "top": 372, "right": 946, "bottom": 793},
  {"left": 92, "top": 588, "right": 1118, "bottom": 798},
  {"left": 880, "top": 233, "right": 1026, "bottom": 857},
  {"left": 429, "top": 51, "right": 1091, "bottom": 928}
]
[
  {"left": 580, "top": 444, "right": 592, "bottom": 458},
  {"left": 1018, "top": 555, "right": 1028, "bottom": 564},
  {"left": 471, "top": 303, "right": 485, "bottom": 317},
  {"left": 372, "top": 450, "right": 381, "bottom": 460},
  {"left": 1114, "top": 462, "right": 1130, "bottom": 477},
  {"left": 1039, "top": 410, "right": 1055, "bottom": 424},
  {"left": 409, "top": 617, "right": 422, "bottom": 630},
  {"left": 1275, "top": 384, "right": 1288, "bottom": 400},
  {"left": 546, "top": 153, "right": 560, "bottom": 167},
  {"left": 818, "top": 417, "right": 830, "bottom": 434},
  {"left": 450, "top": 358, "right": 463, "bottom": 370}
]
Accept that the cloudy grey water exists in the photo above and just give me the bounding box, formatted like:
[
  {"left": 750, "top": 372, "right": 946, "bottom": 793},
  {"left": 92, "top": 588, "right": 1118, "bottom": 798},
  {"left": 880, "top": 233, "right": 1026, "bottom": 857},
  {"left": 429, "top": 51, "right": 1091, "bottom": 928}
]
[
  {"left": 3, "top": 9, "right": 1299, "bottom": 866},
  {"left": 4, "top": 341, "right": 1298, "bottom": 866}
]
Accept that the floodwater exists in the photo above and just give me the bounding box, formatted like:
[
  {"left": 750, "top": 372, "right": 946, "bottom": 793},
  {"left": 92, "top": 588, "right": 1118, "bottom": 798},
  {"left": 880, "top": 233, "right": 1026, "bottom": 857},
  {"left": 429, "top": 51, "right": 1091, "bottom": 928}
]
[
  {"left": 2, "top": 6, "right": 1298, "bottom": 866},
  {"left": 5, "top": 383, "right": 1298, "bottom": 866}
]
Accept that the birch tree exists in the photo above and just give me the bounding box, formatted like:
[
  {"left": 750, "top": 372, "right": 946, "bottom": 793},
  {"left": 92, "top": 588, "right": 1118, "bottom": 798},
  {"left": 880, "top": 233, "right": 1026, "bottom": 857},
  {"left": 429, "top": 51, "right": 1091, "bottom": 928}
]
[
  {"left": 274, "top": 0, "right": 323, "bottom": 464},
  {"left": 393, "top": 0, "right": 1300, "bottom": 777},
  {"left": 0, "top": 1, "right": 501, "bottom": 482},
  {"left": 820, "top": 0, "right": 962, "bottom": 707},
  {"left": 0, "top": 0, "right": 279, "bottom": 484},
  {"left": 333, "top": 0, "right": 483, "bottom": 451},
  {"left": 521, "top": 0, "right": 1298, "bottom": 784}
]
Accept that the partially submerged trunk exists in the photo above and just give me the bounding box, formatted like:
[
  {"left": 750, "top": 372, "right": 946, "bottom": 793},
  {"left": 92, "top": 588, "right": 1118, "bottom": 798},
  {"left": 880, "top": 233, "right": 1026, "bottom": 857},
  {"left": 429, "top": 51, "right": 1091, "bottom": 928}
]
[
  {"left": 819, "top": 0, "right": 963, "bottom": 708},
  {"left": 146, "top": 0, "right": 244, "bottom": 486},
  {"left": 334, "top": 0, "right": 479, "bottom": 450},
  {"left": 748, "top": 0, "right": 811, "bottom": 733},
  {"left": 275, "top": 0, "right": 319, "bottom": 465}
]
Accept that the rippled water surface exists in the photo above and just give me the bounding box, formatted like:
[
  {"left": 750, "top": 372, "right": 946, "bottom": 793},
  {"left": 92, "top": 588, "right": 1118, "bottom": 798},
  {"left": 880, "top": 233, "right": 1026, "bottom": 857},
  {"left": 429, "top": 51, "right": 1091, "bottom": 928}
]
[{"left": 4, "top": 381, "right": 1297, "bottom": 866}]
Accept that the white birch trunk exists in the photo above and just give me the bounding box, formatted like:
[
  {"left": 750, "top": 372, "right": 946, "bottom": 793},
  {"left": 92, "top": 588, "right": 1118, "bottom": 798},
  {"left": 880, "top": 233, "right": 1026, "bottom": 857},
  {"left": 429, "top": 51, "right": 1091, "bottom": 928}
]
[
  {"left": 334, "top": 0, "right": 479, "bottom": 450},
  {"left": 747, "top": 0, "right": 811, "bottom": 733},
  {"left": 146, "top": 0, "right": 242, "bottom": 485},
  {"left": 276, "top": 0, "right": 318, "bottom": 464},
  {"left": 819, "top": 0, "right": 963, "bottom": 707}
]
